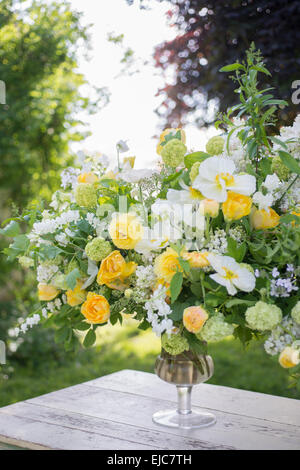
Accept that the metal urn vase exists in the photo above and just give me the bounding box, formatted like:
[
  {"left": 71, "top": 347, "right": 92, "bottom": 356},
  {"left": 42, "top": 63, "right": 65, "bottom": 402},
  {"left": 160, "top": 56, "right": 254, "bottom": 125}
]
[{"left": 153, "top": 349, "right": 216, "bottom": 429}]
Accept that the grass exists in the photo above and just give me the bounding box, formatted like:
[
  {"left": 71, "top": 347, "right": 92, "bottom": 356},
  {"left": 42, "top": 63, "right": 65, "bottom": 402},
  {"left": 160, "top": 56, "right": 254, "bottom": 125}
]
[{"left": 0, "top": 318, "right": 298, "bottom": 408}]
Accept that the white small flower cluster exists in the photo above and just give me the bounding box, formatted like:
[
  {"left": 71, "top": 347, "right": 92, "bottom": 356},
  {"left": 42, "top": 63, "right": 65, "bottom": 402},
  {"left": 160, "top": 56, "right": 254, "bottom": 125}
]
[
  {"left": 86, "top": 213, "right": 102, "bottom": 232},
  {"left": 145, "top": 285, "right": 173, "bottom": 336},
  {"left": 253, "top": 174, "right": 281, "bottom": 210},
  {"left": 228, "top": 226, "right": 246, "bottom": 243},
  {"left": 270, "top": 265, "right": 299, "bottom": 298},
  {"left": 264, "top": 316, "right": 300, "bottom": 356},
  {"left": 207, "top": 229, "right": 227, "bottom": 254},
  {"left": 135, "top": 265, "right": 156, "bottom": 290},
  {"left": 31, "top": 210, "right": 81, "bottom": 237},
  {"left": 273, "top": 114, "right": 300, "bottom": 161},
  {"left": 14, "top": 314, "right": 41, "bottom": 336},
  {"left": 61, "top": 167, "right": 80, "bottom": 190},
  {"left": 37, "top": 264, "right": 59, "bottom": 283},
  {"left": 278, "top": 175, "right": 300, "bottom": 211}
]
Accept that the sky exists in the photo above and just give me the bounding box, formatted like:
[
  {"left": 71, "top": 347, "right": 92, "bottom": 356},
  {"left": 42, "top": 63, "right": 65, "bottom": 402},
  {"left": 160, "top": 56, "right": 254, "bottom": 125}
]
[{"left": 69, "top": 0, "right": 218, "bottom": 169}]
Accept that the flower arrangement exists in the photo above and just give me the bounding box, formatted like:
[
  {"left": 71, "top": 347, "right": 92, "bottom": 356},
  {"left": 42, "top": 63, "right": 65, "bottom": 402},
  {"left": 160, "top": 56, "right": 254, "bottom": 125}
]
[{"left": 2, "top": 47, "right": 300, "bottom": 382}]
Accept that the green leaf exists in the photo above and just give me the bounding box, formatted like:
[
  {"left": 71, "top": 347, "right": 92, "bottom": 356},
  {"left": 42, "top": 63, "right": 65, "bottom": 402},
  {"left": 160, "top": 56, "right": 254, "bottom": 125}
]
[
  {"left": 278, "top": 151, "right": 300, "bottom": 175},
  {"left": 184, "top": 151, "right": 210, "bottom": 170},
  {"left": 169, "top": 301, "right": 190, "bottom": 321},
  {"left": 83, "top": 329, "right": 96, "bottom": 347},
  {"left": 252, "top": 65, "right": 271, "bottom": 76},
  {"left": 219, "top": 63, "right": 245, "bottom": 72},
  {"left": 205, "top": 291, "right": 227, "bottom": 307},
  {"left": 179, "top": 257, "right": 190, "bottom": 273},
  {"left": 226, "top": 238, "right": 247, "bottom": 262},
  {"left": 4, "top": 235, "right": 30, "bottom": 260},
  {"left": 39, "top": 244, "right": 62, "bottom": 260},
  {"left": 55, "top": 327, "right": 71, "bottom": 344},
  {"left": 170, "top": 271, "right": 183, "bottom": 304},
  {"left": 225, "top": 299, "right": 256, "bottom": 308},
  {"left": 0, "top": 221, "right": 20, "bottom": 237},
  {"left": 138, "top": 319, "right": 150, "bottom": 331},
  {"left": 65, "top": 268, "right": 81, "bottom": 290},
  {"left": 74, "top": 322, "right": 91, "bottom": 331}
]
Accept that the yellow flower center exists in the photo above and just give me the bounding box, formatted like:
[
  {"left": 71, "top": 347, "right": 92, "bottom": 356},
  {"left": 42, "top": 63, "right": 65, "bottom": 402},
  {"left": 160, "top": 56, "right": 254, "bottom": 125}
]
[
  {"left": 189, "top": 187, "right": 203, "bottom": 200},
  {"left": 216, "top": 172, "right": 235, "bottom": 188},
  {"left": 222, "top": 267, "right": 238, "bottom": 280}
]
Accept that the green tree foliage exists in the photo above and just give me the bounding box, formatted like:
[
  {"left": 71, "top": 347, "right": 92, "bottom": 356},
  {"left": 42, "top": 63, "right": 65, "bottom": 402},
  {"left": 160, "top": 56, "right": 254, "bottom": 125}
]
[
  {"left": 149, "top": 0, "right": 300, "bottom": 129},
  {"left": 0, "top": 0, "right": 101, "bottom": 368},
  {"left": 0, "top": 0, "right": 98, "bottom": 207}
]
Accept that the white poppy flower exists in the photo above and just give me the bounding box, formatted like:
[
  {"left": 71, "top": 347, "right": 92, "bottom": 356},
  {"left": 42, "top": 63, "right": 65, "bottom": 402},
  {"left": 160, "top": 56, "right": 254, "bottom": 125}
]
[
  {"left": 207, "top": 253, "right": 256, "bottom": 296},
  {"left": 192, "top": 156, "right": 256, "bottom": 202}
]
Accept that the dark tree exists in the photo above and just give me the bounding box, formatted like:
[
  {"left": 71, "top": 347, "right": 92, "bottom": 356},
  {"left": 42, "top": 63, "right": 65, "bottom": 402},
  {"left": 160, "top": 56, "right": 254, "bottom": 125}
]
[{"left": 153, "top": 0, "right": 300, "bottom": 128}]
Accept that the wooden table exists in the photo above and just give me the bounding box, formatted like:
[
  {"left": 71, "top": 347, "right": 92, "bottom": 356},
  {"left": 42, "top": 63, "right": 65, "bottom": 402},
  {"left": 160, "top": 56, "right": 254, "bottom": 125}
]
[{"left": 0, "top": 369, "right": 299, "bottom": 450}]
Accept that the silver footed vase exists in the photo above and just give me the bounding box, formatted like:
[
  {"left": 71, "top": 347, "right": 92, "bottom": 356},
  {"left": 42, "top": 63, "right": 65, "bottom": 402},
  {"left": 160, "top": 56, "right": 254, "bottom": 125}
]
[{"left": 153, "top": 349, "right": 216, "bottom": 429}]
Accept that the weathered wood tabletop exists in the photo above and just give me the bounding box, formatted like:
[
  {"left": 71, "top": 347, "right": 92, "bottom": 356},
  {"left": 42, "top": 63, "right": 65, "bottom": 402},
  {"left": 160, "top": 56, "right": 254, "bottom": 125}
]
[{"left": 0, "top": 369, "right": 299, "bottom": 450}]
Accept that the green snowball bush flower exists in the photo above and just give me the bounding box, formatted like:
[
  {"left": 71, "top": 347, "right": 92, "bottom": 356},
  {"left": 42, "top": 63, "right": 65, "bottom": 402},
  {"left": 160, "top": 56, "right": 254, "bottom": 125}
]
[
  {"left": 161, "top": 332, "right": 189, "bottom": 355},
  {"left": 291, "top": 301, "right": 300, "bottom": 325},
  {"left": 75, "top": 183, "right": 97, "bottom": 208},
  {"left": 161, "top": 139, "right": 187, "bottom": 168},
  {"left": 85, "top": 237, "right": 112, "bottom": 262},
  {"left": 271, "top": 155, "right": 290, "bottom": 181},
  {"left": 245, "top": 301, "right": 282, "bottom": 331},
  {"left": 189, "top": 161, "right": 201, "bottom": 182},
  {"left": 198, "top": 313, "right": 234, "bottom": 342},
  {"left": 205, "top": 136, "right": 224, "bottom": 155}
]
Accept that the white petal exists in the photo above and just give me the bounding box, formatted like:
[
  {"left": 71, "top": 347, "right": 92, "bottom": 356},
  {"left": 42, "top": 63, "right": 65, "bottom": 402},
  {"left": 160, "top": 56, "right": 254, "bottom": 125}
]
[
  {"left": 193, "top": 178, "right": 227, "bottom": 202},
  {"left": 228, "top": 174, "right": 256, "bottom": 196},
  {"left": 233, "top": 268, "right": 256, "bottom": 292},
  {"left": 200, "top": 156, "right": 236, "bottom": 180}
]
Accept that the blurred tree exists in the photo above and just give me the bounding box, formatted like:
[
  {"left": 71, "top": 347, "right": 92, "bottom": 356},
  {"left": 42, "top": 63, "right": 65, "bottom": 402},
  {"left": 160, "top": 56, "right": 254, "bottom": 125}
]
[
  {"left": 150, "top": 0, "right": 300, "bottom": 129},
  {"left": 0, "top": 0, "right": 101, "bottom": 207},
  {"left": 0, "top": 0, "right": 104, "bottom": 368}
]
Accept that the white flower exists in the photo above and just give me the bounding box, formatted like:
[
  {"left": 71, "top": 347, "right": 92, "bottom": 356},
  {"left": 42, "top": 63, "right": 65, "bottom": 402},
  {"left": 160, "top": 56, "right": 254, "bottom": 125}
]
[
  {"left": 121, "top": 169, "right": 158, "bottom": 183},
  {"left": 192, "top": 156, "right": 256, "bottom": 202},
  {"left": 252, "top": 191, "right": 274, "bottom": 210},
  {"left": 263, "top": 174, "right": 280, "bottom": 192},
  {"left": 207, "top": 253, "right": 256, "bottom": 296},
  {"left": 116, "top": 140, "right": 129, "bottom": 152}
]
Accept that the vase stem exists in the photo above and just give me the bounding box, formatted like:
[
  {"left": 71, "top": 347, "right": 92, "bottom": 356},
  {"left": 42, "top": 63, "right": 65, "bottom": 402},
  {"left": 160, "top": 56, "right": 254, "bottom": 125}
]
[{"left": 176, "top": 386, "right": 192, "bottom": 415}]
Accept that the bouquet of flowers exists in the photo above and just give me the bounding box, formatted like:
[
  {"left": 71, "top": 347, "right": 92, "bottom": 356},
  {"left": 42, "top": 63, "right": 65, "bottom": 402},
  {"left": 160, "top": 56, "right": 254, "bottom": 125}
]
[{"left": 2, "top": 47, "right": 300, "bottom": 378}]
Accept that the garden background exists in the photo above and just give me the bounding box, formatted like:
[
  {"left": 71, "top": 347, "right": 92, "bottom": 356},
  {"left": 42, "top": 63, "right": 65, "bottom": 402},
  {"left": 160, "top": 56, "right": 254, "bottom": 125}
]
[{"left": 1, "top": 0, "right": 300, "bottom": 407}]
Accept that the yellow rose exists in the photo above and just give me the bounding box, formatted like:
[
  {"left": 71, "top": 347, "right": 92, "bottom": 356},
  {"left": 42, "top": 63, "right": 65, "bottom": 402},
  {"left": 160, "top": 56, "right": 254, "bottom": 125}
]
[
  {"left": 123, "top": 156, "right": 136, "bottom": 168},
  {"left": 109, "top": 213, "right": 143, "bottom": 250},
  {"left": 66, "top": 280, "right": 86, "bottom": 307},
  {"left": 81, "top": 292, "right": 110, "bottom": 324},
  {"left": 78, "top": 172, "right": 99, "bottom": 184},
  {"left": 38, "top": 283, "right": 59, "bottom": 301},
  {"left": 278, "top": 347, "right": 300, "bottom": 369},
  {"left": 183, "top": 251, "right": 210, "bottom": 268},
  {"left": 154, "top": 247, "right": 182, "bottom": 283},
  {"left": 200, "top": 199, "right": 220, "bottom": 218},
  {"left": 250, "top": 207, "right": 280, "bottom": 230},
  {"left": 222, "top": 191, "right": 252, "bottom": 221},
  {"left": 97, "top": 250, "right": 136, "bottom": 290},
  {"left": 183, "top": 306, "right": 208, "bottom": 333},
  {"left": 156, "top": 128, "right": 186, "bottom": 155},
  {"left": 200, "top": 198, "right": 220, "bottom": 218},
  {"left": 291, "top": 210, "right": 300, "bottom": 226}
]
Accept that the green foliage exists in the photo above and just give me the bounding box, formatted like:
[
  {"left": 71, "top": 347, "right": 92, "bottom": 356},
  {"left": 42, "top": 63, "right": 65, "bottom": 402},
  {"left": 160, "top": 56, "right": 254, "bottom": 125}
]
[
  {"left": 0, "top": 0, "right": 102, "bottom": 365},
  {"left": 220, "top": 43, "right": 288, "bottom": 172}
]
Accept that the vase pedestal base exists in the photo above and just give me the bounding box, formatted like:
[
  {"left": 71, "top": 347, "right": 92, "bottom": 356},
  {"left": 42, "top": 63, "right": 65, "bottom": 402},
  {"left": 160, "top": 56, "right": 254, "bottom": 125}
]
[{"left": 152, "top": 408, "right": 216, "bottom": 430}]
